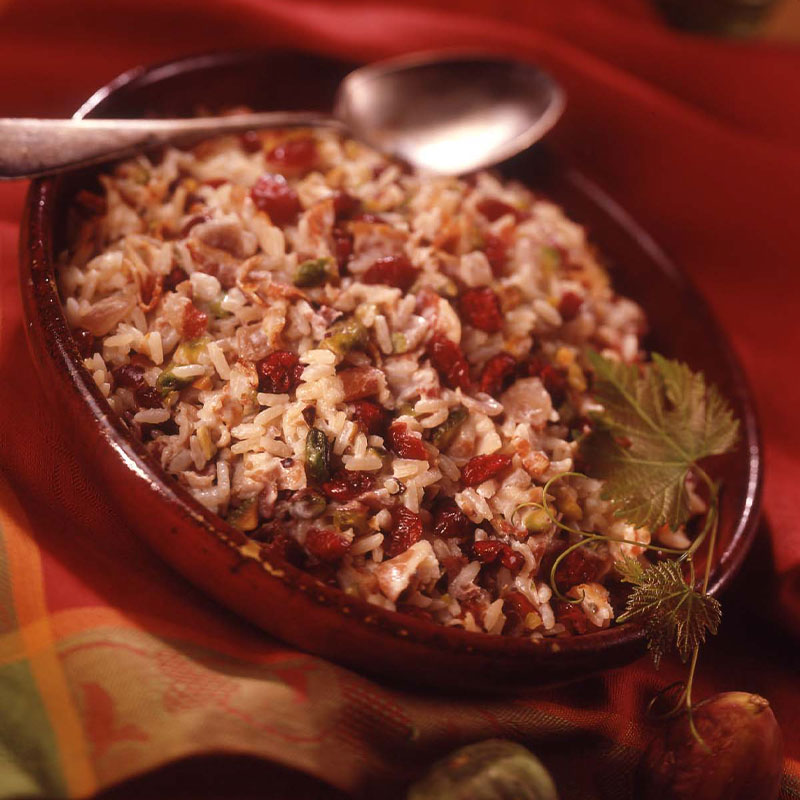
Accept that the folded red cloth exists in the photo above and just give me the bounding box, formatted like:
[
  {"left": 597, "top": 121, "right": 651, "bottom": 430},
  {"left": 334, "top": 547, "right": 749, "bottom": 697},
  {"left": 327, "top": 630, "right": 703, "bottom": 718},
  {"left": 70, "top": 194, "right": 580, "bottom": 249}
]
[{"left": 1, "top": 1, "right": 799, "bottom": 798}]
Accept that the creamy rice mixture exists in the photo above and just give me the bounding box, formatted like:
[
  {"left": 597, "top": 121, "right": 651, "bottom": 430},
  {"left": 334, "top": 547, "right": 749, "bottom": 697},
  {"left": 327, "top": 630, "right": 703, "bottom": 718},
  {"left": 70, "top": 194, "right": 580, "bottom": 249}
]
[{"left": 58, "top": 127, "right": 679, "bottom": 639}]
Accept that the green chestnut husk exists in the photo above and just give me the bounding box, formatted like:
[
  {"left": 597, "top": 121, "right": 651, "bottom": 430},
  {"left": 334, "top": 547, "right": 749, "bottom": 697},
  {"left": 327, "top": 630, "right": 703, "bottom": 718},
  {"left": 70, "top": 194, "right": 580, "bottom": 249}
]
[
  {"left": 407, "top": 739, "right": 559, "bottom": 800},
  {"left": 637, "top": 692, "right": 784, "bottom": 800}
]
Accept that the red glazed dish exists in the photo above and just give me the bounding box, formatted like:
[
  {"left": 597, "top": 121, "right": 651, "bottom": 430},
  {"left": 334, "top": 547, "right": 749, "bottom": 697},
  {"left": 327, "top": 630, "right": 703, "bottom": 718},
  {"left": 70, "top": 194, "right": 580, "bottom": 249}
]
[{"left": 19, "top": 50, "right": 762, "bottom": 689}]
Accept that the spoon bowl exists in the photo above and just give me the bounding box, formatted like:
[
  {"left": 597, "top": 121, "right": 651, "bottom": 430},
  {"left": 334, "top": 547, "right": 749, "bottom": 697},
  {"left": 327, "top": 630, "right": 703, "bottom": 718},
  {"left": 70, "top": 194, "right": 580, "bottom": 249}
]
[
  {"left": 336, "top": 51, "right": 565, "bottom": 173},
  {"left": 0, "top": 52, "right": 563, "bottom": 179}
]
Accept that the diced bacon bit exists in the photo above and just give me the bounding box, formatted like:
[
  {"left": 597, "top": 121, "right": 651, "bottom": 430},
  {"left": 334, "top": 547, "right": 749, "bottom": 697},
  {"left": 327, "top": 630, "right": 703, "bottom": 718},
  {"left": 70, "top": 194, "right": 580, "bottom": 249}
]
[
  {"left": 73, "top": 327, "right": 96, "bottom": 358},
  {"left": 163, "top": 265, "right": 189, "bottom": 292},
  {"left": 239, "top": 130, "right": 263, "bottom": 153},
  {"left": 182, "top": 303, "right": 208, "bottom": 339},
  {"left": 250, "top": 174, "right": 302, "bottom": 226},
  {"left": 256, "top": 351, "right": 304, "bottom": 393},
  {"left": 503, "top": 590, "right": 537, "bottom": 621},
  {"left": 432, "top": 498, "right": 473, "bottom": 540},
  {"left": 426, "top": 332, "right": 471, "bottom": 391},
  {"left": 460, "top": 287, "right": 503, "bottom": 333},
  {"left": 362, "top": 255, "right": 420, "bottom": 292},
  {"left": 304, "top": 528, "right": 350, "bottom": 562},
  {"left": 351, "top": 400, "right": 389, "bottom": 436},
  {"left": 266, "top": 136, "right": 318, "bottom": 173},
  {"left": 386, "top": 422, "right": 428, "bottom": 460},
  {"left": 483, "top": 232, "right": 508, "bottom": 275},
  {"left": 332, "top": 190, "right": 360, "bottom": 219},
  {"left": 339, "top": 366, "right": 382, "bottom": 402},
  {"left": 555, "top": 600, "right": 591, "bottom": 634},
  {"left": 558, "top": 291, "right": 584, "bottom": 322},
  {"left": 476, "top": 197, "right": 521, "bottom": 222},
  {"left": 472, "top": 540, "right": 525, "bottom": 571},
  {"left": 479, "top": 352, "right": 517, "bottom": 395},
  {"left": 321, "top": 469, "right": 374, "bottom": 501},
  {"left": 555, "top": 546, "right": 607, "bottom": 591},
  {"left": 461, "top": 453, "right": 512, "bottom": 486},
  {"left": 74, "top": 189, "right": 107, "bottom": 216},
  {"left": 384, "top": 507, "right": 424, "bottom": 558}
]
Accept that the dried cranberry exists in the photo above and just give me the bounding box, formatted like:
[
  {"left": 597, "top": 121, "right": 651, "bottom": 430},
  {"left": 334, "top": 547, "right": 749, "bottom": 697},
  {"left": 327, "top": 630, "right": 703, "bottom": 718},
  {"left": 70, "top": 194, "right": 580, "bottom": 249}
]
[
  {"left": 362, "top": 255, "right": 420, "bottom": 292},
  {"left": 555, "top": 546, "right": 605, "bottom": 590},
  {"left": 333, "top": 227, "right": 353, "bottom": 270},
  {"left": 240, "top": 130, "right": 262, "bottom": 153},
  {"left": 384, "top": 507, "right": 424, "bottom": 558},
  {"left": 426, "top": 332, "right": 471, "bottom": 391},
  {"left": 351, "top": 400, "right": 388, "bottom": 436},
  {"left": 163, "top": 265, "right": 189, "bottom": 291},
  {"left": 135, "top": 386, "right": 163, "bottom": 409},
  {"left": 182, "top": 304, "right": 208, "bottom": 339},
  {"left": 432, "top": 498, "right": 473, "bottom": 540},
  {"left": 461, "top": 453, "right": 512, "bottom": 486},
  {"left": 332, "top": 190, "right": 360, "bottom": 219},
  {"left": 460, "top": 287, "right": 503, "bottom": 333},
  {"left": 73, "top": 327, "right": 96, "bottom": 358},
  {"left": 472, "top": 540, "right": 505, "bottom": 564},
  {"left": 266, "top": 136, "right": 317, "bottom": 172},
  {"left": 321, "top": 469, "right": 374, "bottom": 501},
  {"left": 479, "top": 352, "right": 517, "bottom": 396},
  {"left": 112, "top": 364, "right": 147, "bottom": 390},
  {"left": 476, "top": 197, "right": 518, "bottom": 222},
  {"left": 500, "top": 548, "right": 525, "bottom": 571},
  {"left": 504, "top": 590, "right": 536, "bottom": 620},
  {"left": 305, "top": 528, "right": 350, "bottom": 562},
  {"left": 483, "top": 232, "right": 508, "bottom": 275},
  {"left": 558, "top": 291, "right": 584, "bottom": 322},
  {"left": 555, "top": 600, "right": 590, "bottom": 634},
  {"left": 250, "top": 174, "right": 302, "bottom": 226},
  {"left": 256, "top": 351, "right": 303, "bottom": 394},
  {"left": 540, "top": 364, "right": 568, "bottom": 406},
  {"left": 386, "top": 422, "right": 428, "bottom": 461}
]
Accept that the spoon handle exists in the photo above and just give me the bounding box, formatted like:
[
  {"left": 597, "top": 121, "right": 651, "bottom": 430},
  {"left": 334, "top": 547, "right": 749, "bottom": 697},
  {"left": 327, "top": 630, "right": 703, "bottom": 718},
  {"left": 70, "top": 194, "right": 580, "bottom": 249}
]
[{"left": 0, "top": 112, "right": 341, "bottom": 180}]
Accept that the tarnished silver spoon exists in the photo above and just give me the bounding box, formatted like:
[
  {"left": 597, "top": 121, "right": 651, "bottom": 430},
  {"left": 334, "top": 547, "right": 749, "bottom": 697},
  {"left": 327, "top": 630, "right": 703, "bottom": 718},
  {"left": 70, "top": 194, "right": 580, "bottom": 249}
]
[{"left": 0, "top": 52, "right": 564, "bottom": 180}]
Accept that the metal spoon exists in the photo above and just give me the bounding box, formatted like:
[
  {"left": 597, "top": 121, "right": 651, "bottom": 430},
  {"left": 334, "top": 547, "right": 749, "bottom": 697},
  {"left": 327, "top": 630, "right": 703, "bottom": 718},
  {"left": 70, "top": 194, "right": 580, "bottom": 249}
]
[{"left": 0, "top": 52, "right": 564, "bottom": 180}]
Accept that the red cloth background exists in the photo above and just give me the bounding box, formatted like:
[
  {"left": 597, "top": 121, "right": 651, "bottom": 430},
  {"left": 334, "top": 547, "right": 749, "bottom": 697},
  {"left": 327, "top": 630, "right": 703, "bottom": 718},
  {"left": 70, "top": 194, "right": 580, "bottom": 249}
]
[{"left": 1, "top": 0, "right": 799, "bottom": 797}]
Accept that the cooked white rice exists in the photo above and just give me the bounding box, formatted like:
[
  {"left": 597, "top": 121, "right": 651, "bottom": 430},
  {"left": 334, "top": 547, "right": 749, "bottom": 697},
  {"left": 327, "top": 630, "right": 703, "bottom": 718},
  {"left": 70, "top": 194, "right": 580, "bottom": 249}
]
[{"left": 58, "top": 126, "right": 661, "bottom": 639}]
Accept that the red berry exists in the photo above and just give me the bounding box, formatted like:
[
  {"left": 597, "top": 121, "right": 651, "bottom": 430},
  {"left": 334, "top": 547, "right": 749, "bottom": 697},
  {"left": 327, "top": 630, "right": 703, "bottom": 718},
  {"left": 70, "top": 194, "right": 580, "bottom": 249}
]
[
  {"left": 483, "top": 232, "right": 508, "bottom": 275},
  {"left": 504, "top": 590, "right": 536, "bottom": 620},
  {"left": 460, "top": 287, "right": 503, "bottom": 333},
  {"left": 555, "top": 546, "right": 605, "bottom": 590},
  {"left": 386, "top": 422, "right": 428, "bottom": 461},
  {"left": 479, "top": 352, "right": 517, "bottom": 396},
  {"left": 332, "top": 190, "right": 360, "bottom": 219},
  {"left": 256, "top": 351, "right": 304, "bottom": 393},
  {"left": 250, "top": 174, "right": 302, "bottom": 226},
  {"left": 333, "top": 227, "right": 353, "bottom": 270},
  {"left": 305, "top": 528, "right": 350, "bottom": 562},
  {"left": 500, "top": 548, "right": 525, "bottom": 572},
  {"left": 540, "top": 364, "right": 568, "bottom": 406},
  {"left": 461, "top": 453, "right": 512, "bottom": 486},
  {"left": 432, "top": 498, "right": 473, "bottom": 540},
  {"left": 426, "top": 332, "right": 471, "bottom": 391},
  {"left": 472, "top": 540, "right": 505, "bottom": 564},
  {"left": 321, "top": 469, "right": 374, "bottom": 502},
  {"left": 351, "top": 400, "right": 388, "bottom": 436},
  {"left": 113, "top": 364, "right": 147, "bottom": 390},
  {"left": 182, "top": 303, "right": 208, "bottom": 340},
  {"left": 266, "top": 136, "right": 317, "bottom": 172},
  {"left": 558, "top": 291, "right": 584, "bottom": 322},
  {"left": 476, "top": 197, "right": 518, "bottom": 222},
  {"left": 555, "top": 600, "right": 590, "bottom": 634},
  {"left": 239, "top": 130, "right": 262, "bottom": 153},
  {"left": 384, "top": 507, "right": 424, "bottom": 558},
  {"left": 362, "top": 255, "right": 420, "bottom": 292}
]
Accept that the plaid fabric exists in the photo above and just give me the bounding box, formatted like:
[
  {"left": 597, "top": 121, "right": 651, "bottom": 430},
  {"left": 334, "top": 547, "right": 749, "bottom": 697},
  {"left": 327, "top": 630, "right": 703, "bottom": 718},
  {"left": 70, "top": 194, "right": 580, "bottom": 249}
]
[{"left": 1, "top": 1, "right": 799, "bottom": 797}]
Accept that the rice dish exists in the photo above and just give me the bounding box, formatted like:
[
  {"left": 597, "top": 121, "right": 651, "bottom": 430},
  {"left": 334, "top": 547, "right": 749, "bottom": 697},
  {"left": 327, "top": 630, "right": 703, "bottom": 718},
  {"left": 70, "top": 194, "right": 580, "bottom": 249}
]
[{"left": 58, "top": 127, "right": 685, "bottom": 639}]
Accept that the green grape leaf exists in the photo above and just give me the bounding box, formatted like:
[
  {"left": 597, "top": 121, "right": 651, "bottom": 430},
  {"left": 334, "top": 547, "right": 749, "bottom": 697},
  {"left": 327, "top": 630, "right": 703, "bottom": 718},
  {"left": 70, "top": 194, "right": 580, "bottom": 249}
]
[
  {"left": 616, "top": 560, "right": 722, "bottom": 667},
  {"left": 580, "top": 351, "right": 739, "bottom": 530}
]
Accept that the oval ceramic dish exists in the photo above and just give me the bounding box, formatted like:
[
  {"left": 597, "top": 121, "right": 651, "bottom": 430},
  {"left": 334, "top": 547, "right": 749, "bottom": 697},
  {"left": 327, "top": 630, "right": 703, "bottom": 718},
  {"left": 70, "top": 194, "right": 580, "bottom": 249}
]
[{"left": 19, "top": 50, "right": 762, "bottom": 690}]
